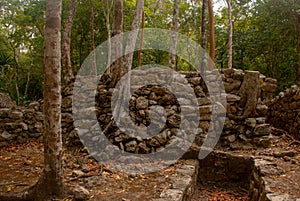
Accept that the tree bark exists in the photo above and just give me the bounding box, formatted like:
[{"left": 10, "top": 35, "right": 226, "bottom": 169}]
[
  {"left": 9, "top": 42, "right": 20, "bottom": 105},
  {"left": 24, "top": 70, "right": 30, "bottom": 98},
  {"left": 35, "top": 0, "right": 65, "bottom": 199},
  {"left": 62, "top": 0, "right": 76, "bottom": 84},
  {"left": 201, "top": 0, "right": 208, "bottom": 72},
  {"left": 114, "top": 0, "right": 144, "bottom": 124},
  {"left": 109, "top": 0, "right": 123, "bottom": 88},
  {"left": 90, "top": 0, "right": 97, "bottom": 75},
  {"left": 123, "top": 0, "right": 145, "bottom": 74},
  {"left": 169, "top": 0, "right": 180, "bottom": 71},
  {"left": 201, "top": 0, "right": 207, "bottom": 50},
  {"left": 138, "top": 9, "right": 145, "bottom": 67},
  {"left": 208, "top": 0, "right": 215, "bottom": 66},
  {"left": 226, "top": 0, "right": 233, "bottom": 69},
  {"left": 102, "top": 0, "right": 112, "bottom": 73},
  {"left": 296, "top": 11, "right": 300, "bottom": 81}
]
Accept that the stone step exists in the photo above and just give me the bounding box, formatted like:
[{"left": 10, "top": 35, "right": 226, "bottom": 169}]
[{"left": 152, "top": 159, "right": 199, "bottom": 201}]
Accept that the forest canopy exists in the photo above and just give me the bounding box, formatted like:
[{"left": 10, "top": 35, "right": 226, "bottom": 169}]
[{"left": 0, "top": 0, "right": 299, "bottom": 103}]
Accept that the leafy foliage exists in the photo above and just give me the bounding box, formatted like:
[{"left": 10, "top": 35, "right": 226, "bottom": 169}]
[{"left": 0, "top": 0, "right": 299, "bottom": 101}]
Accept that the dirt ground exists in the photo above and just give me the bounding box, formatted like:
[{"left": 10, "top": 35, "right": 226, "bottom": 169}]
[
  {"left": 0, "top": 129, "right": 299, "bottom": 201},
  {"left": 193, "top": 185, "right": 249, "bottom": 201},
  {"left": 0, "top": 140, "right": 179, "bottom": 200}
]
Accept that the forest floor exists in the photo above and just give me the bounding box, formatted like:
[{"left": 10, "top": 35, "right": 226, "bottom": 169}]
[{"left": 0, "top": 130, "right": 299, "bottom": 201}]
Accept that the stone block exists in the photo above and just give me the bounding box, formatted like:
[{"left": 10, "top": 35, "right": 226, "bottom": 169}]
[{"left": 253, "top": 124, "right": 270, "bottom": 136}]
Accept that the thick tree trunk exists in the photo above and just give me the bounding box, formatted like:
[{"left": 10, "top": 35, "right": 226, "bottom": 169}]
[
  {"left": 109, "top": 0, "right": 123, "bottom": 88},
  {"left": 226, "top": 0, "right": 233, "bottom": 69},
  {"left": 169, "top": 0, "right": 180, "bottom": 70},
  {"left": 62, "top": 0, "right": 76, "bottom": 84},
  {"left": 35, "top": 0, "right": 65, "bottom": 199}
]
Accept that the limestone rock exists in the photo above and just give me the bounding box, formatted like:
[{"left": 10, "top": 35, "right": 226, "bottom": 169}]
[
  {"left": 1, "top": 131, "right": 12, "bottom": 140},
  {"left": 226, "top": 94, "right": 241, "bottom": 102},
  {"left": 253, "top": 124, "right": 271, "bottom": 136},
  {"left": 160, "top": 189, "right": 183, "bottom": 201}
]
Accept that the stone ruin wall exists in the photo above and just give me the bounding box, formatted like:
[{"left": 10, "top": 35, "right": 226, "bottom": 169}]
[
  {"left": 0, "top": 68, "right": 278, "bottom": 150},
  {"left": 0, "top": 101, "right": 43, "bottom": 147},
  {"left": 267, "top": 85, "right": 300, "bottom": 140}
]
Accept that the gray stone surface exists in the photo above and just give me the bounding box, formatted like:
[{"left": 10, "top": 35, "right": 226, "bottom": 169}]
[
  {"left": 267, "top": 85, "right": 300, "bottom": 140},
  {"left": 153, "top": 160, "right": 199, "bottom": 201}
]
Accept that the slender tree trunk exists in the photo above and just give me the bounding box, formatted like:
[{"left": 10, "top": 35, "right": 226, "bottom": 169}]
[
  {"left": 90, "top": 0, "right": 97, "bottom": 75},
  {"left": 35, "top": 0, "right": 65, "bottom": 199},
  {"left": 201, "top": 0, "right": 207, "bottom": 49},
  {"left": 201, "top": 0, "right": 208, "bottom": 72},
  {"left": 123, "top": 0, "right": 145, "bottom": 74},
  {"left": 169, "top": 0, "right": 180, "bottom": 70},
  {"left": 138, "top": 9, "right": 145, "bottom": 67},
  {"left": 109, "top": 0, "right": 123, "bottom": 87},
  {"left": 62, "top": 0, "right": 76, "bottom": 84},
  {"left": 24, "top": 70, "right": 30, "bottom": 98},
  {"left": 296, "top": 11, "right": 300, "bottom": 81},
  {"left": 15, "top": 65, "right": 20, "bottom": 105},
  {"left": 226, "top": 0, "right": 233, "bottom": 69},
  {"left": 208, "top": 0, "right": 215, "bottom": 65},
  {"left": 102, "top": 0, "right": 112, "bottom": 73},
  {"left": 9, "top": 42, "right": 20, "bottom": 105},
  {"left": 24, "top": 49, "right": 34, "bottom": 99}
]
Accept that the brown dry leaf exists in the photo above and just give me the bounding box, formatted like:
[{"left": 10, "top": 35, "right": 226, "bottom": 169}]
[
  {"left": 139, "top": 174, "right": 146, "bottom": 179},
  {"left": 112, "top": 174, "right": 121, "bottom": 180},
  {"left": 116, "top": 189, "right": 126, "bottom": 193},
  {"left": 6, "top": 185, "right": 14, "bottom": 192},
  {"left": 101, "top": 171, "right": 110, "bottom": 177},
  {"left": 1, "top": 156, "right": 12, "bottom": 161}
]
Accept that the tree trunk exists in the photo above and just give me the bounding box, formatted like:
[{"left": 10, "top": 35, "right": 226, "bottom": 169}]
[
  {"left": 123, "top": 0, "right": 145, "bottom": 74},
  {"left": 201, "top": 0, "right": 208, "bottom": 72},
  {"left": 208, "top": 0, "right": 215, "bottom": 69},
  {"left": 226, "top": 0, "right": 233, "bottom": 69},
  {"left": 102, "top": 0, "right": 112, "bottom": 73},
  {"left": 297, "top": 11, "right": 300, "bottom": 81},
  {"left": 62, "top": 0, "right": 76, "bottom": 84},
  {"left": 90, "top": 0, "right": 97, "bottom": 75},
  {"left": 201, "top": 0, "right": 207, "bottom": 50},
  {"left": 113, "top": 0, "right": 144, "bottom": 124},
  {"left": 35, "top": 0, "right": 65, "bottom": 199},
  {"left": 138, "top": 10, "right": 145, "bottom": 67},
  {"left": 24, "top": 70, "right": 30, "bottom": 98},
  {"left": 109, "top": 0, "right": 123, "bottom": 88},
  {"left": 169, "top": 0, "right": 180, "bottom": 70},
  {"left": 9, "top": 42, "right": 20, "bottom": 105}
]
